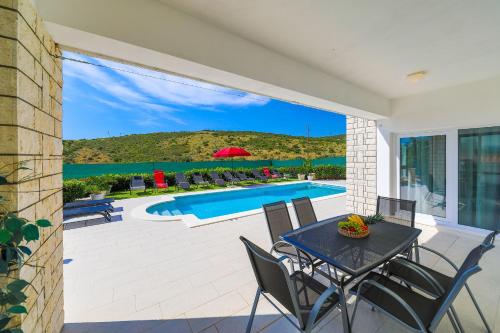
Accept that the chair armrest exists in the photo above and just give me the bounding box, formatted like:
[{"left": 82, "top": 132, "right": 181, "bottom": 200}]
[
  {"left": 357, "top": 279, "right": 427, "bottom": 332},
  {"left": 305, "top": 284, "right": 339, "bottom": 330},
  {"left": 270, "top": 241, "right": 315, "bottom": 268},
  {"left": 388, "top": 258, "right": 446, "bottom": 295},
  {"left": 409, "top": 245, "right": 459, "bottom": 271}
]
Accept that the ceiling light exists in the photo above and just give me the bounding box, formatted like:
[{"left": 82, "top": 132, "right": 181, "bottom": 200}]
[{"left": 406, "top": 71, "right": 427, "bottom": 83}]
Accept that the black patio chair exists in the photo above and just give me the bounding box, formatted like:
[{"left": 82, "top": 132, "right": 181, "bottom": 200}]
[
  {"left": 263, "top": 201, "right": 321, "bottom": 271},
  {"left": 377, "top": 196, "right": 416, "bottom": 226},
  {"left": 377, "top": 196, "right": 418, "bottom": 259},
  {"left": 292, "top": 197, "right": 318, "bottom": 227},
  {"left": 192, "top": 172, "right": 209, "bottom": 187},
  {"left": 240, "top": 236, "right": 344, "bottom": 333},
  {"left": 350, "top": 244, "right": 486, "bottom": 333},
  {"left": 383, "top": 230, "right": 497, "bottom": 333},
  {"left": 129, "top": 176, "right": 146, "bottom": 194},
  {"left": 251, "top": 169, "right": 267, "bottom": 181},
  {"left": 208, "top": 171, "right": 226, "bottom": 186},
  {"left": 223, "top": 171, "right": 240, "bottom": 183},
  {"left": 175, "top": 173, "right": 190, "bottom": 190},
  {"left": 291, "top": 197, "right": 339, "bottom": 280},
  {"left": 236, "top": 171, "right": 255, "bottom": 181}
]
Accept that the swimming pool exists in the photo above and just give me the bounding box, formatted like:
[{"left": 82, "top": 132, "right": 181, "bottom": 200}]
[{"left": 146, "top": 182, "right": 345, "bottom": 219}]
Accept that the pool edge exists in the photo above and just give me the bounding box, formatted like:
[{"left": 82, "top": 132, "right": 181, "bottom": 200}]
[{"left": 131, "top": 181, "right": 346, "bottom": 227}]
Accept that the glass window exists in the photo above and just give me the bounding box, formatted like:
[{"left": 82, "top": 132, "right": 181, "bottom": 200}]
[
  {"left": 458, "top": 126, "right": 500, "bottom": 231},
  {"left": 400, "top": 135, "right": 446, "bottom": 217}
]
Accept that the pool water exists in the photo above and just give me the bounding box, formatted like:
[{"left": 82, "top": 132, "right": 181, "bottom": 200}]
[{"left": 146, "top": 182, "right": 345, "bottom": 219}]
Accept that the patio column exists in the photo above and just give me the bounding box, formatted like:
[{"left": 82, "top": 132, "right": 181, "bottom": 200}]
[
  {"left": 0, "top": 1, "right": 64, "bottom": 332},
  {"left": 346, "top": 116, "right": 377, "bottom": 215}
]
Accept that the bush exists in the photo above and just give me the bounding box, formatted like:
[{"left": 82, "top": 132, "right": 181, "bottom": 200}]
[
  {"left": 311, "top": 165, "right": 346, "bottom": 179},
  {"left": 62, "top": 165, "right": 346, "bottom": 202},
  {"left": 274, "top": 165, "right": 345, "bottom": 179},
  {"left": 63, "top": 179, "right": 88, "bottom": 203}
]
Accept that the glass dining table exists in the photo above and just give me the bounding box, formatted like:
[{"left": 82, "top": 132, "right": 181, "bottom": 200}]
[{"left": 281, "top": 214, "right": 421, "bottom": 333}]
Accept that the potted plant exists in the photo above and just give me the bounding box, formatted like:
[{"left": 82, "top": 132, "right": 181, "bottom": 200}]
[
  {"left": 87, "top": 184, "right": 108, "bottom": 200},
  {"left": 307, "top": 173, "right": 316, "bottom": 181},
  {"left": 297, "top": 173, "right": 306, "bottom": 180},
  {"left": 0, "top": 194, "right": 52, "bottom": 332},
  {"left": 302, "top": 159, "right": 314, "bottom": 180}
]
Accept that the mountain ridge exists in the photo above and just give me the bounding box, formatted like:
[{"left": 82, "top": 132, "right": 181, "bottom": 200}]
[{"left": 63, "top": 130, "right": 346, "bottom": 164}]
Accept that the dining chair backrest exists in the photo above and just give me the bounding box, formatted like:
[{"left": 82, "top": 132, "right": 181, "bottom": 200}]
[
  {"left": 481, "top": 230, "right": 497, "bottom": 253},
  {"left": 292, "top": 197, "right": 317, "bottom": 227},
  {"left": 376, "top": 196, "right": 416, "bottom": 227},
  {"left": 429, "top": 245, "right": 483, "bottom": 331},
  {"left": 263, "top": 201, "right": 294, "bottom": 244},
  {"left": 240, "top": 236, "right": 299, "bottom": 320}
]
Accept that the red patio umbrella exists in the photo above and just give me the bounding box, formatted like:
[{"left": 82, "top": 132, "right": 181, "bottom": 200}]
[
  {"left": 213, "top": 147, "right": 251, "bottom": 170},
  {"left": 213, "top": 147, "right": 251, "bottom": 158}
]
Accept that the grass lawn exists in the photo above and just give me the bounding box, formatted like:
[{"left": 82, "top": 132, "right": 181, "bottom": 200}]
[{"left": 106, "top": 178, "right": 295, "bottom": 200}]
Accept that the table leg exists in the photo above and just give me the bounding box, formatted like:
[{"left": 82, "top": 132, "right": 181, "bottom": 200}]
[
  {"left": 339, "top": 284, "right": 351, "bottom": 333},
  {"left": 339, "top": 276, "right": 352, "bottom": 333}
]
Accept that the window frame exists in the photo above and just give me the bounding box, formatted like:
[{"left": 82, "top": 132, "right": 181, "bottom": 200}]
[{"left": 395, "top": 129, "right": 458, "bottom": 225}]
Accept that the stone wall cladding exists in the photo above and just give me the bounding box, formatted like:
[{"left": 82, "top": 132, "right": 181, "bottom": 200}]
[
  {"left": 346, "top": 116, "right": 377, "bottom": 216},
  {"left": 0, "top": 0, "right": 64, "bottom": 332}
]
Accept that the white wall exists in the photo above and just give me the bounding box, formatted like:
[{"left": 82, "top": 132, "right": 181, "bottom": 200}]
[
  {"left": 385, "top": 75, "right": 500, "bottom": 133},
  {"left": 34, "top": 0, "right": 390, "bottom": 119}
]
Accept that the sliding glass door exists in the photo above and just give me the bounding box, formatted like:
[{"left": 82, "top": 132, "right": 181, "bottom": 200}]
[
  {"left": 458, "top": 126, "right": 500, "bottom": 231},
  {"left": 400, "top": 135, "right": 446, "bottom": 217}
]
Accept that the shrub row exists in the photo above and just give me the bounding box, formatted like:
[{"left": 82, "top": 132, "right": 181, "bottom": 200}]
[{"left": 63, "top": 165, "right": 345, "bottom": 203}]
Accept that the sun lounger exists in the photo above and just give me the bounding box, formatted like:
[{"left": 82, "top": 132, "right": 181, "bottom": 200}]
[
  {"left": 63, "top": 198, "right": 114, "bottom": 209},
  {"left": 223, "top": 171, "right": 240, "bottom": 183},
  {"left": 236, "top": 171, "right": 254, "bottom": 181},
  {"left": 209, "top": 172, "right": 226, "bottom": 186},
  {"left": 175, "top": 173, "right": 191, "bottom": 190},
  {"left": 271, "top": 169, "right": 283, "bottom": 178},
  {"left": 251, "top": 169, "right": 268, "bottom": 181},
  {"left": 63, "top": 204, "right": 114, "bottom": 221},
  {"left": 192, "top": 173, "right": 209, "bottom": 187},
  {"left": 263, "top": 167, "right": 278, "bottom": 179}
]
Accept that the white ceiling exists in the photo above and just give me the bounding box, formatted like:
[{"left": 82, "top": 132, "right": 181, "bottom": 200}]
[{"left": 161, "top": 0, "right": 500, "bottom": 99}]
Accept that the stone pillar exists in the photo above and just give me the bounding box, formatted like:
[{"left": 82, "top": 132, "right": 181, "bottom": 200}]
[
  {"left": 346, "top": 116, "right": 377, "bottom": 215},
  {"left": 0, "top": 0, "right": 64, "bottom": 332}
]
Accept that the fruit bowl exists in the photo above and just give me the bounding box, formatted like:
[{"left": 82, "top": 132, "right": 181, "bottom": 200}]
[{"left": 338, "top": 214, "right": 370, "bottom": 239}]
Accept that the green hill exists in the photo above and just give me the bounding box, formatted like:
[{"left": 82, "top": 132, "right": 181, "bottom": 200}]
[{"left": 63, "top": 130, "right": 346, "bottom": 164}]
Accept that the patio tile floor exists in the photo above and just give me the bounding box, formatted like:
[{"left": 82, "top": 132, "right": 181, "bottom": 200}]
[{"left": 62, "top": 185, "right": 500, "bottom": 332}]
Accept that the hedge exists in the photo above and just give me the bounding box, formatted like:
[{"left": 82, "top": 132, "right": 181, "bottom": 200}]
[{"left": 63, "top": 165, "right": 345, "bottom": 202}]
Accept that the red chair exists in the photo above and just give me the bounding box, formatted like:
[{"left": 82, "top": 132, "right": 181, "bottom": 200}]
[
  {"left": 262, "top": 167, "right": 278, "bottom": 179},
  {"left": 153, "top": 170, "right": 168, "bottom": 192}
]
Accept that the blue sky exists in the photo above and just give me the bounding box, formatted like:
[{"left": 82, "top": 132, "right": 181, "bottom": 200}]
[{"left": 62, "top": 51, "right": 345, "bottom": 139}]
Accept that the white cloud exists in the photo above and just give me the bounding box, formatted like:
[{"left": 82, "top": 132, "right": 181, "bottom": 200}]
[
  {"left": 93, "top": 97, "right": 132, "bottom": 111},
  {"left": 64, "top": 55, "right": 146, "bottom": 103},
  {"left": 86, "top": 54, "right": 270, "bottom": 108},
  {"left": 63, "top": 51, "right": 271, "bottom": 128}
]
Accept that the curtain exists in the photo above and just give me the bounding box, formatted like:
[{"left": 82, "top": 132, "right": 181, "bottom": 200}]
[{"left": 459, "top": 126, "right": 500, "bottom": 230}]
